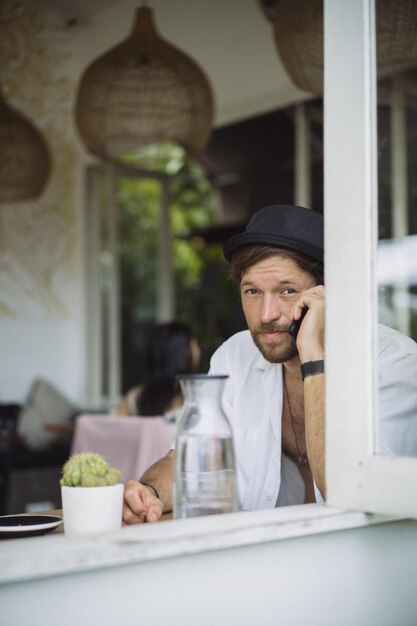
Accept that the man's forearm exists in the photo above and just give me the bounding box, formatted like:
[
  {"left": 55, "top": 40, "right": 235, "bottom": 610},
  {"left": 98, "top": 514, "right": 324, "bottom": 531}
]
[
  {"left": 304, "top": 374, "right": 326, "bottom": 499},
  {"left": 140, "top": 450, "right": 174, "bottom": 512}
]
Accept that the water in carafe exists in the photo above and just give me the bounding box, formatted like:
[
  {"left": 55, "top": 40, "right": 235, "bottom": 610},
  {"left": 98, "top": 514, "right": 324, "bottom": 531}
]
[{"left": 174, "top": 374, "right": 238, "bottom": 518}]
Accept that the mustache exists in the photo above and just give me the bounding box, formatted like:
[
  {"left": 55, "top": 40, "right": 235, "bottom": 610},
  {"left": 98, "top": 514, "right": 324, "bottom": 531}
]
[{"left": 254, "top": 323, "right": 289, "bottom": 334}]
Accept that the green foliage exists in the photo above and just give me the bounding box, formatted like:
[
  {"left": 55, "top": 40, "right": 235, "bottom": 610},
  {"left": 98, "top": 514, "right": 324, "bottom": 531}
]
[
  {"left": 121, "top": 141, "right": 186, "bottom": 174},
  {"left": 61, "top": 453, "right": 122, "bottom": 487},
  {"left": 117, "top": 177, "right": 161, "bottom": 317},
  {"left": 108, "top": 142, "right": 245, "bottom": 388}
]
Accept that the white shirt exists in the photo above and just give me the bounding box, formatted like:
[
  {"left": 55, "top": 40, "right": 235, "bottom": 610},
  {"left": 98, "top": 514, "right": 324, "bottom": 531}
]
[{"left": 209, "top": 324, "right": 417, "bottom": 511}]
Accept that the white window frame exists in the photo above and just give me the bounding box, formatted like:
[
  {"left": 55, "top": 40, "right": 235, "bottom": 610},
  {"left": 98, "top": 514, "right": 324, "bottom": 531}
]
[
  {"left": 325, "top": 0, "right": 417, "bottom": 518},
  {"left": 4, "top": 2, "right": 411, "bottom": 593}
]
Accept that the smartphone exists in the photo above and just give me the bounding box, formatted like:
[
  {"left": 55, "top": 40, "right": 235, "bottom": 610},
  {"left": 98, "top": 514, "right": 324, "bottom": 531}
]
[{"left": 289, "top": 306, "right": 308, "bottom": 340}]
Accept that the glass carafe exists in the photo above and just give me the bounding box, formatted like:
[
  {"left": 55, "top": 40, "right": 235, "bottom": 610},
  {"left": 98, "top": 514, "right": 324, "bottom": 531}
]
[{"left": 173, "top": 374, "right": 238, "bottom": 518}]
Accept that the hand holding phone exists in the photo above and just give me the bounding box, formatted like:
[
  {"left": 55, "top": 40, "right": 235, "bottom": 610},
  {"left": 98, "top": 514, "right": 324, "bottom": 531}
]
[{"left": 289, "top": 306, "right": 308, "bottom": 340}]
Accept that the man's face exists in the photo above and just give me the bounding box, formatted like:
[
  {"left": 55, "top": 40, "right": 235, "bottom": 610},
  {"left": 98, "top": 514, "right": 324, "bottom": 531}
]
[{"left": 240, "top": 255, "right": 317, "bottom": 364}]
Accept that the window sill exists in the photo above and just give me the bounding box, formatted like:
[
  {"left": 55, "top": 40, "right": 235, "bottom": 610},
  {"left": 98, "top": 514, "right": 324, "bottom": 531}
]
[{"left": 0, "top": 503, "right": 398, "bottom": 585}]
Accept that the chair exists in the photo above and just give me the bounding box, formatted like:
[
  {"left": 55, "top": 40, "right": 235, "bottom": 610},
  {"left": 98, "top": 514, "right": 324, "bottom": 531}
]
[
  {"left": 71, "top": 414, "right": 174, "bottom": 483},
  {"left": 0, "top": 404, "right": 20, "bottom": 515}
]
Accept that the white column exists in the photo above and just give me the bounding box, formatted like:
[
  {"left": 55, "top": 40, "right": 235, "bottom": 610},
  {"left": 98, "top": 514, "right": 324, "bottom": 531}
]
[
  {"left": 324, "top": 0, "right": 378, "bottom": 506},
  {"left": 84, "top": 166, "right": 103, "bottom": 409},
  {"left": 294, "top": 103, "right": 311, "bottom": 208},
  {"left": 390, "top": 89, "right": 410, "bottom": 335},
  {"left": 108, "top": 164, "right": 121, "bottom": 409}
]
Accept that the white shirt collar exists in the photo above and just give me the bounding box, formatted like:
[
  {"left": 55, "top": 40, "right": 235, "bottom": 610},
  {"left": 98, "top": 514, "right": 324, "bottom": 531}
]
[{"left": 253, "top": 350, "right": 276, "bottom": 372}]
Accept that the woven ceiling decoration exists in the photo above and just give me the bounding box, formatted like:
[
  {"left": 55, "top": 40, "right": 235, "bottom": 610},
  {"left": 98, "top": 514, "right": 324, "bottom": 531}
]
[
  {"left": 0, "top": 91, "right": 50, "bottom": 202},
  {"left": 75, "top": 6, "right": 214, "bottom": 161},
  {"left": 274, "top": 0, "right": 417, "bottom": 94}
]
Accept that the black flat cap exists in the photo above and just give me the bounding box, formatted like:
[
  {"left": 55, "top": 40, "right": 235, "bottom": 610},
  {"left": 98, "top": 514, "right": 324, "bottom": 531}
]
[{"left": 223, "top": 204, "right": 324, "bottom": 263}]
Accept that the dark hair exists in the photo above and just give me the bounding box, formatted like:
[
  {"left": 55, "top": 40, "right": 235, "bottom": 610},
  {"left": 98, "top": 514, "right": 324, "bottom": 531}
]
[
  {"left": 137, "top": 375, "right": 181, "bottom": 416},
  {"left": 229, "top": 245, "right": 324, "bottom": 286},
  {"left": 136, "top": 322, "right": 192, "bottom": 416},
  {"left": 147, "top": 321, "right": 193, "bottom": 378}
]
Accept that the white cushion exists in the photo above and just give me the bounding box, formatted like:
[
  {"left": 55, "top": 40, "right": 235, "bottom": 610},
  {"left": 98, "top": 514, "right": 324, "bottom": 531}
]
[{"left": 19, "top": 379, "right": 77, "bottom": 450}]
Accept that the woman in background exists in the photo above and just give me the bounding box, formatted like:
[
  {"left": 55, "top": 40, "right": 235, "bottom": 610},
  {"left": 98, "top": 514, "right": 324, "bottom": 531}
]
[{"left": 118, "top": 321, "right": 200, "bottom": 418}]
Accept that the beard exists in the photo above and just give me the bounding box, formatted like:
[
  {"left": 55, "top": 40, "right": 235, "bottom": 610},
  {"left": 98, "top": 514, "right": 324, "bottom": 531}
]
[{"left": 250, "top": 322, "right": 298, "bottom": 364}]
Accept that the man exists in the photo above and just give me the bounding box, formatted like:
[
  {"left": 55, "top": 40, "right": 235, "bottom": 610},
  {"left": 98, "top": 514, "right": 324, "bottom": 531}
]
[{"left": 123, "top": 204, "right": 417, "bottom": 523}]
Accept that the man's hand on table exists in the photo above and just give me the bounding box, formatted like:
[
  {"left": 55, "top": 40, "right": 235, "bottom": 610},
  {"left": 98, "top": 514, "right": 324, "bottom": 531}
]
[{"left": 123, "top": 480, "right": 163, "bottom": 524}]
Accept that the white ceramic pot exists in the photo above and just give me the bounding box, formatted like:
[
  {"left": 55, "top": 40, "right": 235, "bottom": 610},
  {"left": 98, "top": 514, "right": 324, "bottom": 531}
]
[{"left": 61, "top": 483, "right": 124, "bottom": 536}]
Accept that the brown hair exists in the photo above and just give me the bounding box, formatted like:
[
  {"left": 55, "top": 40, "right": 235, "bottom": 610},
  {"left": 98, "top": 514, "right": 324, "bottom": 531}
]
[{"left": 229, "top": 245, "right": 324, "bottom": 285}]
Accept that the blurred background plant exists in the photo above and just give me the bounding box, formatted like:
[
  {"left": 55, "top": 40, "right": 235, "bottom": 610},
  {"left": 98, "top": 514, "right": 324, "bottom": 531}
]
[{"left": 106, "top": 142, "right": 246, "bottom": 393}]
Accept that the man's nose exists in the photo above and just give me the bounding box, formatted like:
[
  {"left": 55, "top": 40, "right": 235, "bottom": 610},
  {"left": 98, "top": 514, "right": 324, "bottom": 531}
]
[{"left": 259, "top": 294, "right": 282, "bottom": 324}]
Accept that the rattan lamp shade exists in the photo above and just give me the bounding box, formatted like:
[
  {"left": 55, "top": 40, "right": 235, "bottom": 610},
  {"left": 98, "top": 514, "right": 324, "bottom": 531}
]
[
  {"left": 0, "top": 92, "right": 50, "bottom": 202},
  {"left": 274, "top": 0, "right": 417, "bottom": 94},
  {"left": 75, "top": 7, "right": 214, "bottom": 161}
]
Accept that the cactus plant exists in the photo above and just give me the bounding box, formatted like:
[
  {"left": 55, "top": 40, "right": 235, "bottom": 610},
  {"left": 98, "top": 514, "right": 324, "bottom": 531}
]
[{"left": 61, "top": 452, "right": 122, "bottom": 487}]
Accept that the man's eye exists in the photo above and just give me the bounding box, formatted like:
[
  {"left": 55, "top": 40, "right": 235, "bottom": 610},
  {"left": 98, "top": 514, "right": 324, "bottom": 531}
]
[
  {"left": 282, "top": 288, "right": 296, "bottom": 295},
  {"left": 243, "top": 288, "right": 259, "bottom": 296}
]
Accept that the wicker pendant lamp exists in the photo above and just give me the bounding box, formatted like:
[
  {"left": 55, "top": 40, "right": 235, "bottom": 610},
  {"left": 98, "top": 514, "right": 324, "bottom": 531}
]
[
  {"left": 0, "top": 90, "right": 50, "bottom": 202},
  {"left": 274, "top": 0, "right": 417, "bottom": 94},
  {"left": 75, "top": 6, "right": 214, "bottom": 161}
]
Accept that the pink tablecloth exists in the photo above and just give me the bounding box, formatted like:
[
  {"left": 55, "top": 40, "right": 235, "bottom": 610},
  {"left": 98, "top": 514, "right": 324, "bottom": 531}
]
[{"left": 71, "top": 414, "right": 174, "bottom": 483}]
